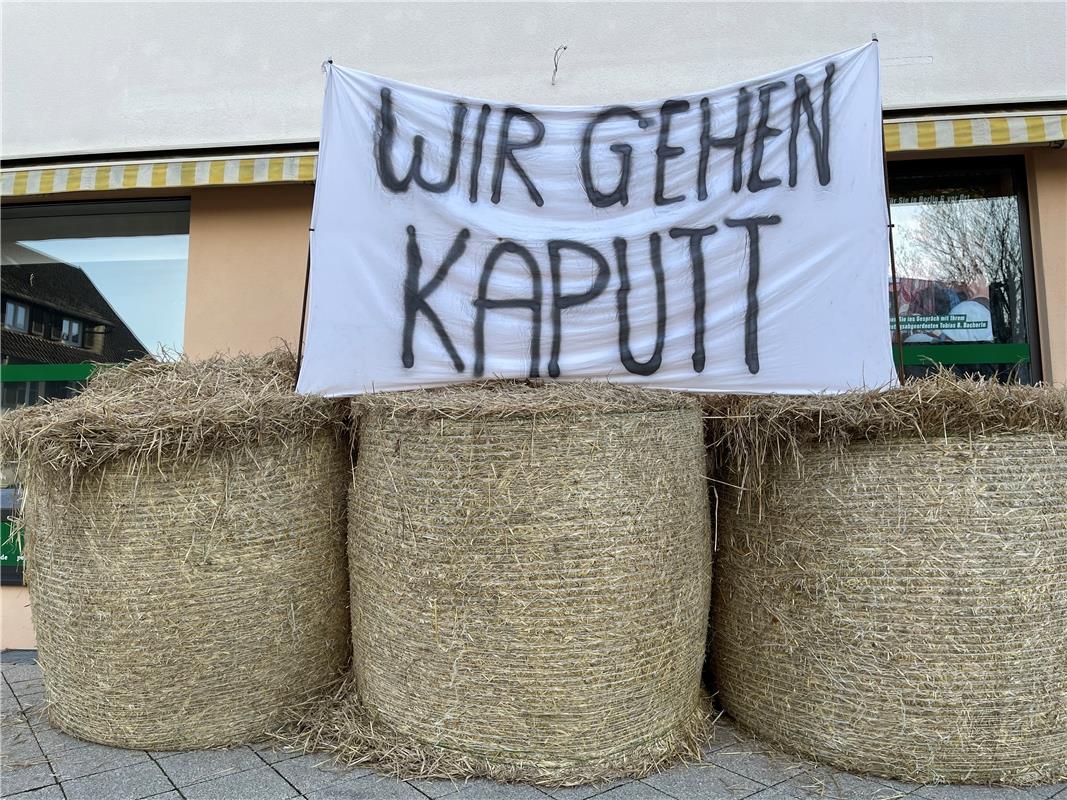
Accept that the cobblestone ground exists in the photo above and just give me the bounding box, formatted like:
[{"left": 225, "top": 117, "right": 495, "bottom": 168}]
[{"left": 3, "top": 652, "right": 1064, "bottom": 800}]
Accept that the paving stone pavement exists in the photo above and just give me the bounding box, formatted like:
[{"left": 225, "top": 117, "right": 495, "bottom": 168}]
[{"left": 2, "top": 653, "right": 1065, "bottom": 800}]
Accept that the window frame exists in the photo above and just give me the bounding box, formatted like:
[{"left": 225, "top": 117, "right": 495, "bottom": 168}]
[
  {"left": 2, "top": 197, "right": 191, "bottom": 222},
  {"left": 888, "top": 154, "right": 1043, "bottom": 383},
  {"left": 1, "top": 198, "right": 190, "bottom": 586},
  {"left": 3, "top": 300, "right": 29, "bottom": 332},
  {"left": 60, "top": 316, "right": 84, "bottom": 347}
]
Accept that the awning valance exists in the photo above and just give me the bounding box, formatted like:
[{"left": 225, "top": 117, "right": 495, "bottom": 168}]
[
  {"left": 883, "top": 112, "right": 1066, "bottom": 152},
  {"left": 2, "top": 113, "right": 1064, "bottom": 199},
  {"left": 1, "top": 152, "right": 317, "bottom": 198}
]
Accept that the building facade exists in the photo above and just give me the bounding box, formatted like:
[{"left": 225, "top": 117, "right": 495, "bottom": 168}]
[{"left": 2, "top": 2, "right": 1066, "bottom": 648}]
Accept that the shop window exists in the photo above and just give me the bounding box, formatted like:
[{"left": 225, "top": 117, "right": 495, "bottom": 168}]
[
  {"left": 889, "top": 157, "right": 1040, "bottom": 383},
  {"left": 0, "top": 198, "right": 190, "bottom": 584}
]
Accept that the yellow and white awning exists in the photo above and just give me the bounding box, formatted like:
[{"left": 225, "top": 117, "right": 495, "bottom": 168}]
[
  {"left": 1, "top": 152, "right": 317, "bottom": 198},
  {"left": 2, "top": 112, "right": 1064, "bottom": 198},
  {"left": 883, "top": 112, "right": 1066, "bottom": 152}
]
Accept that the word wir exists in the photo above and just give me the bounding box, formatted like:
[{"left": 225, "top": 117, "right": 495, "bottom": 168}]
[{"left": 376, "top": 64, "right": 835, "bottom": 208}]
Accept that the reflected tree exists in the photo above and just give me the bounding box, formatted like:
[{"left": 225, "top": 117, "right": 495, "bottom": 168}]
[{"left": 897, "top": 195, "right": 1024, "bottom": 342}]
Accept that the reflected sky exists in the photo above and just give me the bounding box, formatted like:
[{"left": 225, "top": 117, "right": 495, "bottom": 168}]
[
  {"left": 889, "top": 196, "right": 993, "bottom": 281},
  {"left": 14, "top": 236, "right": 187, "bottom": 357}
]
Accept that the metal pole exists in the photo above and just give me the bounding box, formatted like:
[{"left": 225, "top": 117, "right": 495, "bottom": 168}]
[
  {"left": 295, "top": 59, "right": 331, "bottom": 391},
  {"left": 293, "top": 234, "right": 313, "bottom": 391},
  {"left": 885, "top": 180, "right": 906, "bottom": 384},
  {"left": 874, "top": 34, "right": 907, "bottom": 384}
]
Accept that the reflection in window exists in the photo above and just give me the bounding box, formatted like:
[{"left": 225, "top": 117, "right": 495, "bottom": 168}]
[
  {"left": 1, "top": 199, "right": 189, "bottom": 382},
  {"left": 60, "top": 318, "right": 83, "bottom": 347},
  {"left": 889, "top": 160, "right": 1036, "bottom": 384},
  {"left": 1, "top": 200, "right": 189, "bottom": 583},
  {"left": 3, "top": 301, "right": 29, "bottom": 332},
  {"left": 1, "top": 381, "right": 77, "bottom": 411}
]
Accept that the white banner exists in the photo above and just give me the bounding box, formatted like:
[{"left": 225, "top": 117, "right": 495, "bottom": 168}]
[{"left": 297, "top": 42, "right": 897, "bottom": 396}]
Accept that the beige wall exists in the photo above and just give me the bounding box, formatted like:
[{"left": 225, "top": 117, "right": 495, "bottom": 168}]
[
  {"left": 1, "top": 586, "right": 35, "bottom": 650},
  {"left": 184, "top": 185, "right": 313, "bottom": 358},
  {"left": 1028, "top": 148, "right": 1067, "bottom": 386}
]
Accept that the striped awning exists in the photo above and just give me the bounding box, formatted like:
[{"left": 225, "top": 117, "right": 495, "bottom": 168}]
[
  {"left": 2, "top": 112, "right": 1064, "bottom": 198},
  {"left": 884, "top": 112, "right": 1066, "bottom": 152},
  {"left": 1, "top": 151, "right": 317, "bottom": 198}
]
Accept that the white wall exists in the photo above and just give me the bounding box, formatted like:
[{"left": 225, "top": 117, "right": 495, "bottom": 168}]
[{"left": 3, "top": 1, "right": 1065, "bottom": 160}]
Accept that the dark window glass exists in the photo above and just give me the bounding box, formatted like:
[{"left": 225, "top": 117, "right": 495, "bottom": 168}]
[
  {"left": 1, "top": 471, "right": 22, "bottom": 576},
  {"left": 2, "top": 199, "right": 190, "bottom": 369},
  {"left": 1, "top": 380, "right": 76, "bottom": 411},
  {"left": 60, "top": 317, "right": 83, "bottom": 347},
  {"left": 889, "top": 158, "right": 1039, "bottom": 383},
  {"left": 1, "top": 199, "right": 189, "bottom": 584},
  {"left": 3, "top": 301, "right": 29, "bottom": 332}
]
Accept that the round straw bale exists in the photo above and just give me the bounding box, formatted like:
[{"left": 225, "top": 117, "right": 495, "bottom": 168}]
[
  {"left": 708, "top": 377, "right": 1067, "bottom": 784},
  {"left": 294, "top": 382, "right": 714, "bottom": 786},
  {"left": 3, "top": 352, "right": 351, "bottom": 750}
]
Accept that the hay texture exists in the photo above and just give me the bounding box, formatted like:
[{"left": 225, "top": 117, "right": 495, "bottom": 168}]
[
  {"left": 2, "top": 351, "right": 351, "bottom": 750},
  {"left": 293, "top": 382, "right": 714, "bottom": 785},
  {"left": 708, "top": 376, "right": 1067, "bottom": 784}
]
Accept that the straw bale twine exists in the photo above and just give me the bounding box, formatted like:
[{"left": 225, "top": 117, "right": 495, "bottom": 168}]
[
  {"left": 2, "top": 352, "right": 351, "bottom": 750},
  {"left": 293, "top": 382, "right": 714, "bottom": 785},
  {"left": 708, "top": 377, "right": 1067, "bottom": 784}
]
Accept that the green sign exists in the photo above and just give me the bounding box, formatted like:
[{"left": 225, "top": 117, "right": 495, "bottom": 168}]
[
  {"left": 1, "top": 361, "right": 100, "bottom": 581},
  {"left": 0, "top": 362, "right": 98, "bottom": 383},
  {"left": 896, "top": 342, "right": 1031, "bottom": 367},
  {"left": 0, "top": 519, "right": 22, "bottom": 571}
]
